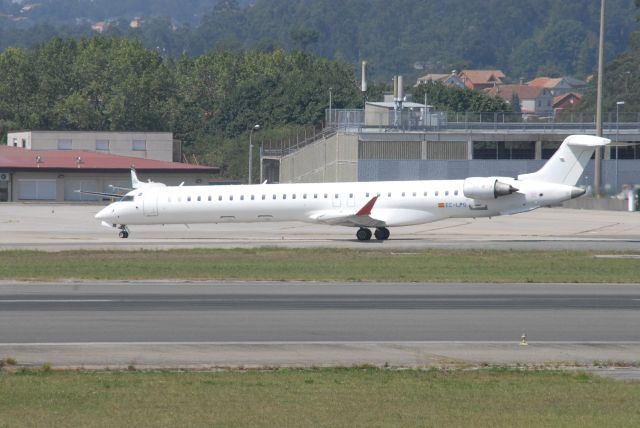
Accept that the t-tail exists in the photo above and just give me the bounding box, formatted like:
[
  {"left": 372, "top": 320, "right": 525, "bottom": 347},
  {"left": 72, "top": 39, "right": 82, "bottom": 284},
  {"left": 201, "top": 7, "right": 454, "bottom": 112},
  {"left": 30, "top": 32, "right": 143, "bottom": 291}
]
[
  {"left": 131, "top": 168, "right": 141, "bottom": 189},
  {"left": 130, "top": 168, "right": 166, "bottom": 189},
  {"left": 518, "top": 135, "right": 610, "bottom": 186}
]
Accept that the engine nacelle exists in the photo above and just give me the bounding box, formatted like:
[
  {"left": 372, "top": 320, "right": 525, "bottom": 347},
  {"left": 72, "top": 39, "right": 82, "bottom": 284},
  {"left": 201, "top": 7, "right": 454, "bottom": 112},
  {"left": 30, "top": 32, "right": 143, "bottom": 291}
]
[{"left": 463, "top": 177, "right": 519, "bottom": 200}]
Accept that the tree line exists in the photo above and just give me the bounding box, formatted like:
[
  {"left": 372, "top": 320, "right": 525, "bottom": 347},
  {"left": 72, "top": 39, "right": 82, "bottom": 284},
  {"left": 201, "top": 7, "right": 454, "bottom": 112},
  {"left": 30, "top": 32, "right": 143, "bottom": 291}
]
[
  {"left": 0, "top": 37, "right": 521, "bottom": 178},
  {"left": 1, "top": 0, "right": 637, "bottom": 82}
]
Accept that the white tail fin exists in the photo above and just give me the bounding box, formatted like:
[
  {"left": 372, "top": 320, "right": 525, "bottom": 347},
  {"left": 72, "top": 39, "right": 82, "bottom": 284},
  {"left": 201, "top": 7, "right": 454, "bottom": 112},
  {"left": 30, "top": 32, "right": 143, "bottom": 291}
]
[
  {"left": 130, "top": 168, "right": 166, "bottom": 189},
  {"left": 131, "top": 168, "right": 141, "bottom": 189},
  {"left": 517, "top": 135, "right": 610, "bottom": 185}
]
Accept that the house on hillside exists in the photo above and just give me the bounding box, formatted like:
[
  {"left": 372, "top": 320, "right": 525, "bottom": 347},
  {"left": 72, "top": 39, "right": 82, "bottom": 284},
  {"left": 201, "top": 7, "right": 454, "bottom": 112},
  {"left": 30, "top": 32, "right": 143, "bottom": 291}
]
[
  {"left": 553, "top": 92, "right": 582, "bottom": 114},
  {"left": 527, "top": 77, "right": 572, "bottom": 97},
  {"left": 485, "top": 84, "right": 554, "bottom": 118},
  {"left": 415, "top": 72, "right": 465, "bottom": 88},
  {"left": 458, "top": 69, "right": 506, "bottom": 91}
]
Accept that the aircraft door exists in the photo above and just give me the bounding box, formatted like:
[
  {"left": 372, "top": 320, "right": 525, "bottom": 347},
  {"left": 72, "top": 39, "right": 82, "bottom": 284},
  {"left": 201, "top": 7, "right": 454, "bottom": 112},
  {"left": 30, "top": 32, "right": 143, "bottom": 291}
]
[
  {"left": 143, "top": 193, "right": 158, "bottom": 216},
  {"left": 332, "top": 192, "right": 341, "bottom": 207}
]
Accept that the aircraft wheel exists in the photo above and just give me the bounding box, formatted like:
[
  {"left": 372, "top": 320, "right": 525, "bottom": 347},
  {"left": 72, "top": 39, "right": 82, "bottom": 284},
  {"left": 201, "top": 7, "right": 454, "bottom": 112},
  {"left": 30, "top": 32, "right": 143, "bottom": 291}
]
[
  {"left": 356, "top": 228, "right": 372, "bottom": 241},
  {"left": 118, "top": 230, "right": 129, "bottom": 239},
  {"left": 374, "top": 227, "right": 390, "bottom": 241}
]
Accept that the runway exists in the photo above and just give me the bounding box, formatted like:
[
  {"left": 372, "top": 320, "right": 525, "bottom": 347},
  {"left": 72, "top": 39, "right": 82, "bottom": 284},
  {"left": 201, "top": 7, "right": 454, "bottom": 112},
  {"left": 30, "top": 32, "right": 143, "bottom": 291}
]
[
  {"left": 1, "top": 281, "right": 639, "bottom": 369},
  {"left": 1, "top": 203, "right": 640, "bottom": 251}
]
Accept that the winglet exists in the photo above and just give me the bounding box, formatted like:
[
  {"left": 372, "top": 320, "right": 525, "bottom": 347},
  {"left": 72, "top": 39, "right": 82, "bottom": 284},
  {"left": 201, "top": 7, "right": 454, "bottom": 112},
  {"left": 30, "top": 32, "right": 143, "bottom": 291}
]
[{"left": 356, "top": 196, "right": 378, "bottom": 216}]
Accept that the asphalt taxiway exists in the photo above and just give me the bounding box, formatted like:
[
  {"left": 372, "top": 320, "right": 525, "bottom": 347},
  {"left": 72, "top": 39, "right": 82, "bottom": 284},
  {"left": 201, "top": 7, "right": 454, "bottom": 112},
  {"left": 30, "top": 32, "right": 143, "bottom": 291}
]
[
  {"left": 1, "top": 281, "right": 639, "bottom": 371},
  {"left": 1, "top": 204, "right": 639, "bottom": 373},
  {"left": 0, "top": 203, "right": 640, "bottom": 251}
]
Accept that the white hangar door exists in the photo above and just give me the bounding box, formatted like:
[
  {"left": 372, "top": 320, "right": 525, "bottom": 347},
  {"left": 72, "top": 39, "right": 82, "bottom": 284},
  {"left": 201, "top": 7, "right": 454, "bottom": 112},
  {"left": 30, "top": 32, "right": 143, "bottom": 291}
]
[
  {"left": 65, "top": 179, "right": 99, "bottom": 201},
  {"left": 17, "top": 179, "right": 56, "bottom": 200}
]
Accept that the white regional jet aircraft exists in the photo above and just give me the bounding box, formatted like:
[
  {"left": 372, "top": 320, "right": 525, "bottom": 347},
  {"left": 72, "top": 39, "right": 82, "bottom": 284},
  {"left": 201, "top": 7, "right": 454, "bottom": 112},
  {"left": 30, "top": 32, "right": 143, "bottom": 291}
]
[{"left": 94, "top": 134, "right": 609, "bottom": 240}]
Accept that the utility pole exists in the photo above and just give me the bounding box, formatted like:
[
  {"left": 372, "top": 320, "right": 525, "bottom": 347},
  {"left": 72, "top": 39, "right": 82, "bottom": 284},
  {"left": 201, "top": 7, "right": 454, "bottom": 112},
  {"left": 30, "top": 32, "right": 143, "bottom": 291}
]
[
  {"left": 248, "top": 124, "right": 260, "bottom": 184},
  {"left": 594, "top": 0, "right": 605, "bottom": 196}
]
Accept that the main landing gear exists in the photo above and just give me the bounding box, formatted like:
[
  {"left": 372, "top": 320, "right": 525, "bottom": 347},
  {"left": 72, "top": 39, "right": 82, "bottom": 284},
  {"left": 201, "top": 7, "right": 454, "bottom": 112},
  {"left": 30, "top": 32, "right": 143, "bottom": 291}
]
[
  {"left": 118, "top": 225, "right": 130, "bottom": 239},
  {"left": 356, "top": 227, "right": 390, "bottom": 241}
]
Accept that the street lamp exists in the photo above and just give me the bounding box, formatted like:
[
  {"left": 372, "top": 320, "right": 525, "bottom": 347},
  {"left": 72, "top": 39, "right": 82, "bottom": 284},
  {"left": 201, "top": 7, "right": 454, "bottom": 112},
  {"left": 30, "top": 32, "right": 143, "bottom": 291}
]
[
  {"left": 616, "top": 101, "right": 625, "bottom": 143},
  {"left": 248, "top": 124, "right": 260, "bottom": 184},
  {"left": 328, "top": 87, "right": 332, "bottom": 126},
  {"left": 616, "top": 101, "right": 625, "bottom": 193}
]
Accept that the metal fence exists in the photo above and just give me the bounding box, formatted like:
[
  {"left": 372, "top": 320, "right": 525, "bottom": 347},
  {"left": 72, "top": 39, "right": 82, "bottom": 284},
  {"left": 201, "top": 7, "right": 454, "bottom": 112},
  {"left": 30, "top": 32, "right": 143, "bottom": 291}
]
[{"left": 326, "top": 109, "right": 640, "bottom": 134}]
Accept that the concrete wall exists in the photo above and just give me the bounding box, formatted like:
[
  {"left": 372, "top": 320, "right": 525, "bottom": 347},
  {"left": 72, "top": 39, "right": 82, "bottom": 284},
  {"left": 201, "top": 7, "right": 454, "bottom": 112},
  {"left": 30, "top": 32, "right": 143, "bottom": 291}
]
[
  {"left": 279, "top": 132, "right": 358, "bottom": 183},
  {"left": 7, "top": 131, "right": 175, "bottom": 162}
]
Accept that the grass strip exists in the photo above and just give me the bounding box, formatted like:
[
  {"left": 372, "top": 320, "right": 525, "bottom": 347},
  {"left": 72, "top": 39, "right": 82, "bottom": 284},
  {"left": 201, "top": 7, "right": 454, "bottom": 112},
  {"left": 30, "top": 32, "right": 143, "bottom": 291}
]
[
  {"left": 0, "top": 248, "right": 639, "bottom": 282},
  {"left": 0, "top": 368, "right": 639, "bottom": 427}
]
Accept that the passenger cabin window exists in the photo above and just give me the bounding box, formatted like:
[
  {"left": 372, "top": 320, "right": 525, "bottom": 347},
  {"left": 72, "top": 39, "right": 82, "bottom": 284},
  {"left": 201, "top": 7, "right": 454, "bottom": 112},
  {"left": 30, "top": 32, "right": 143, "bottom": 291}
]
[
  {"left": 349, "top": 193, "right": 353, "bottom": 198},
  {"left": 187, "top": 196, "right": 191, "bottom": 202},
  {"left": 402, "top": 192, "right": 405, "bottom": 197},
  {"left": 273, "top": 195, "right": 276, "bottom": 200},
  {"left": 262, "top": 195, "right": 266, "bottom": 200},
  {"left": 197, "top": 196, "right": 201, "bottom": 202},
  {"left": 424, "top": 191, "right": 428, "bottom": 196},
  {"left": 177, "top": 197, "right": 182, "bottom": 202},
  {"left": 435, "top": 191, "right": 439, "bottom": 196},
  {"left": 445, "top": 191, "right": 449, "bottom": 196},
  {"left": 292, "top": 194, "right": 296, "bottom": 199},
  {"left": 454, "top": 190, "right": 459, "bottom": 196},
  {"left": 229, "top": 195, "right": 233, "bottom": 201},
  {"left": 324, "top": 194, "right": 328, "bottom": 199},
  {"left": 303, "top": 194, "right": 307, "bottom": 199},
  {"left": 334, "top": 194, "right": 339, "bottom": 199},
  {"left": 314, "top": 194, "right": 318, "bottom": 199},
  {"left": 208, "top": 196, "right": 212, "bottom": 201},
  {"left": 366, "top": 192, "right": 370, "bottom": 197},
  {"left": 388, "top": 192, "right": 392, "bottom": 197},
  {"left": 251, "top": 195, "right": 255, "bottom": 200},
  {"left": 240, "top": 195, "right": 244, "bottom": 201},
  {"left": 283, "top": 194, "right": 287, "bottom": 200},
  {"left": 413, "top": 192, "right": 416, "bottom": 197},
  {"left": 218, "top": 196, "right": 222, "bottom": 201}
]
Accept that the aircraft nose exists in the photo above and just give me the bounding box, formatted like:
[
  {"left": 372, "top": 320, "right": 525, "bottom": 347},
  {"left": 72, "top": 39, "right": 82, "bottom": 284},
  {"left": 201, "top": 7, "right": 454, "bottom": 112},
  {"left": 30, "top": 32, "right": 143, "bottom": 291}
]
[{"left": 95, "top": 206, "right": 115, "bottom": 221}]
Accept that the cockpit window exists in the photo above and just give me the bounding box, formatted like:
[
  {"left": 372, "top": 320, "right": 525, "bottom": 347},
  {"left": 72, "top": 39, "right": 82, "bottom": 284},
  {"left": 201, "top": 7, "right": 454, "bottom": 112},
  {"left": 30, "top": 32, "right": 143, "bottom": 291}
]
[{"left": 119, "top": 195, "right": 134, "bottom": 202}]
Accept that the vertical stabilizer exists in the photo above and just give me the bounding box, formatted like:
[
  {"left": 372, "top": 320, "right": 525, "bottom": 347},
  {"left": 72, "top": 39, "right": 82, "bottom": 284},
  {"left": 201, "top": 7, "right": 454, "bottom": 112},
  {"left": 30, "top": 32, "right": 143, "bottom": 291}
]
[
  {"left": 131, "top": 168, "right": 141, "bottom": 189},
  {"left": 517, "top": 135, "right": 610, "bottom": 185}
]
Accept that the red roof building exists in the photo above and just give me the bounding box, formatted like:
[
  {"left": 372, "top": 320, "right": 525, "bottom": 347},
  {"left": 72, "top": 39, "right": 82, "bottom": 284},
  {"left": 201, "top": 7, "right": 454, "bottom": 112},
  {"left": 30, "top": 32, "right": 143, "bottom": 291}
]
[
  {"left": 0, "top": 146, "right": 218, "bottom": 202},
  {"left": 458, "top": 70, "right": 506, "bottom": 91},
  {"left": 485, "top": 84, "right": 554, "bottom": 117}
]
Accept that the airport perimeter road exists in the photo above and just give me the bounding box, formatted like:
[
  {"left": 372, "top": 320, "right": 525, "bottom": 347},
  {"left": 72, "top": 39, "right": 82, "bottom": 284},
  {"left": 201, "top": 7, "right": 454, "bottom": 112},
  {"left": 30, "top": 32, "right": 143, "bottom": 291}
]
[
  {"left": 0, "top": 203, "right": 640, "bottom": 251},
  {"left": 2, "top": 281, "right": 639, "bottom": 368}
]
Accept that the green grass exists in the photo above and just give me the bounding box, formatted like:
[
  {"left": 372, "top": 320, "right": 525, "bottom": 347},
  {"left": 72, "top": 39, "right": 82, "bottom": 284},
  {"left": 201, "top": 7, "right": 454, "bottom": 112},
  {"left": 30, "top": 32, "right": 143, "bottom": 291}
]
[
  {"left": 0, "top": 248, "right": 639, "bottom": 282},
  {"left": 0, "top": 369, "right": 638, "bottom": 427}
]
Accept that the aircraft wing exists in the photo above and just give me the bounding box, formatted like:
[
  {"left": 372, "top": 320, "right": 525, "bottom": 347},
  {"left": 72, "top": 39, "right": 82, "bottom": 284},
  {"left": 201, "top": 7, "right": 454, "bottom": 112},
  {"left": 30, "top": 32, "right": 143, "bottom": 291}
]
[
  {"left": 74, "top": 190, "right": 123, "bottom": 199},
  {"left": 309, "top": 196, "right": 387, "bottom": 227}
]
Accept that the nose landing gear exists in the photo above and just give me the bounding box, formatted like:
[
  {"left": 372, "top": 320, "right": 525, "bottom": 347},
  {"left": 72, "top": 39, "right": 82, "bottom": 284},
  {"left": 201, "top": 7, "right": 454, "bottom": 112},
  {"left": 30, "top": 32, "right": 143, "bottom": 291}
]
[{"left": 117, "top": 225, "right": 130, "bottom": 239}]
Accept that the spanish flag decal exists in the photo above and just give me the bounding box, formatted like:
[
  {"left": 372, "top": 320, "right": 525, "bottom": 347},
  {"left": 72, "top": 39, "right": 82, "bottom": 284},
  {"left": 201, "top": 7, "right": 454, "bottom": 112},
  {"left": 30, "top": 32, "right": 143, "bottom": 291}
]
[{"left": 437, "top": 202, "right": 445, "bottom": 208}]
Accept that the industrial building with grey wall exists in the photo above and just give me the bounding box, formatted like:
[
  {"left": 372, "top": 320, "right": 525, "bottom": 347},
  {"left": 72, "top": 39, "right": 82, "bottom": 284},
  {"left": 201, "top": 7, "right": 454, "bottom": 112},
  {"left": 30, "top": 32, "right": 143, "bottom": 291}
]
[{"left": 266, "top": 111, "right": 640, "bottom": 194}]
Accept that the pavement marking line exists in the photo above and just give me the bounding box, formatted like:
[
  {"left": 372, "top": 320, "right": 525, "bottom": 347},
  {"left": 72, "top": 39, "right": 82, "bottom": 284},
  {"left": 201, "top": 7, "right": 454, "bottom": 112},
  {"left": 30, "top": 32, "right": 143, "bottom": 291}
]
[{"left": 0, "top": 299, "right": 114, "bottom": 303}]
